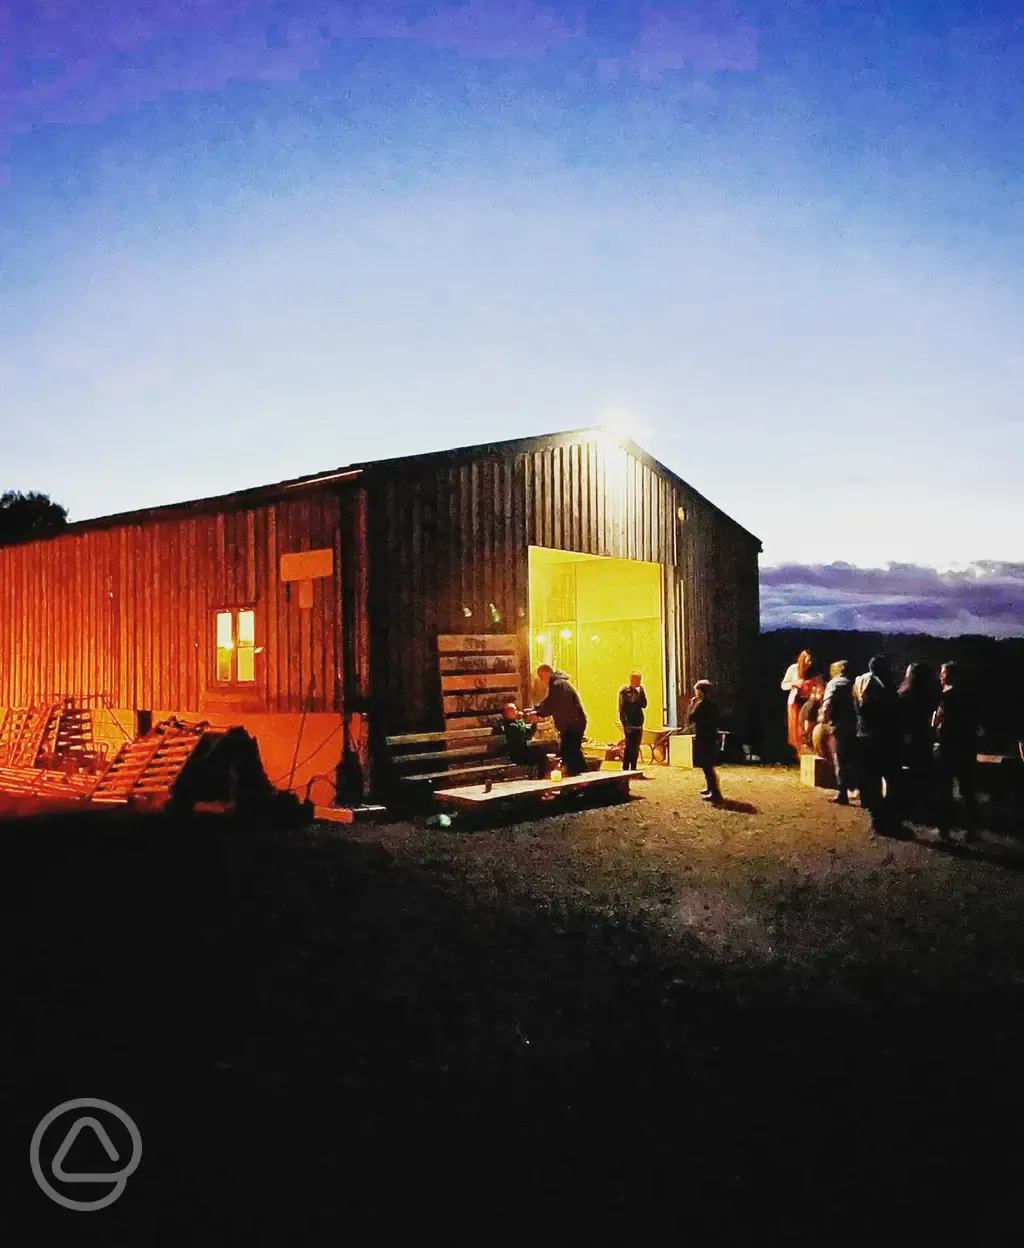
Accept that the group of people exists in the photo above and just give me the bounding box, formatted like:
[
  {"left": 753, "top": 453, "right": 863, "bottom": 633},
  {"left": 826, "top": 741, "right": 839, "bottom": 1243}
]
[
  {"left": 783, "top": 650, "right": 980, "bottom": 838},
  {"left": 501, "top": 663, "right": 725, "bottom": 802}
]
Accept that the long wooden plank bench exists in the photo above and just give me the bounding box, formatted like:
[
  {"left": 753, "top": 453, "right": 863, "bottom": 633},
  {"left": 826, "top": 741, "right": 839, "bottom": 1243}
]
[
  {"left": 434, "top": 767, "right": 649, "bottom": 810},
  {"left": 385, "top": 725, "right": 533, "bottom": 799}
]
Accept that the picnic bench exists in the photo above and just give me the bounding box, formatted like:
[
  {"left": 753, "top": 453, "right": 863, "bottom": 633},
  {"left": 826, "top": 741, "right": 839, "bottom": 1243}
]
[{"left": 434, "top": 766, "right": 650, "bottom": 811}]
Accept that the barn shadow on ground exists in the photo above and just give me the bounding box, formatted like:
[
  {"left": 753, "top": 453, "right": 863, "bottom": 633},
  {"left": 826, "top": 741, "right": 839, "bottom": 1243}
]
[{"left": 3, "top": 804, "right": 1023, "bottom": 1244}]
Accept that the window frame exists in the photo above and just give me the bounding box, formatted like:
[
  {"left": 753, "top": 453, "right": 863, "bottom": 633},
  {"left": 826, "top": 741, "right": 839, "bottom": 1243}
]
[{"left": 211, "top": 604, "right": 259, "bottom": 687}]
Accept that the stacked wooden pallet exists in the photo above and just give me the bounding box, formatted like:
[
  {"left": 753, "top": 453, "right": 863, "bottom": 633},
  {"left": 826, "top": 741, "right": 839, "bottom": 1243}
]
[
  {"left": 0, "top": 764, "right": 95, "bottom": 802},
  {"left": 0, "top": 704, "right": 60, "bottom": 769},
  {"left": 50, "top": 699, "right": 105, "bottom": 770},
  {"left": 437, "top": 634, "right": 524, "bottom": 731},
  {"left": 382, "top": 635, "right": 528, "bottom": 802},
  {"left": 89, "top": 719, "right": 211, "bottom": 809}
]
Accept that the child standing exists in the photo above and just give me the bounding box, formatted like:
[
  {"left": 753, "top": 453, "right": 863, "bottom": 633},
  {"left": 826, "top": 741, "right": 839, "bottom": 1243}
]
[
  {"left": 688, "top": 679, "right": 722, "bottom": 803},
  {"left": 618, "top": 670, "right": 647, "bottom": 771}
]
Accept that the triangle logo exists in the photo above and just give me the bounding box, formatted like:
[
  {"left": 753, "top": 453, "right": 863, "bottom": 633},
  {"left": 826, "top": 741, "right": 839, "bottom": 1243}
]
[{"left": 51, "top": 1116, "right": 120, "bottom": 1182}]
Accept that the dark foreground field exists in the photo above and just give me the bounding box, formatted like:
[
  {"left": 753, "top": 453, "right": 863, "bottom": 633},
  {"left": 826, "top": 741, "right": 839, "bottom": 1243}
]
[{"left": 4, "top": 767, "right": 1024, "bottom": 1244}]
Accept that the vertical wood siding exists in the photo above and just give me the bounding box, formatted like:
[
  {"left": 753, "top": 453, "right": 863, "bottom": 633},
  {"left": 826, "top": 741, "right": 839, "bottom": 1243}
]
[
  {"left": 0, "top": 487, "right": 359, "bottom": 716},
  {"left": 0, "top": 435, "right": 759, "bottom": 751},
  {"left": 367, "top": 434, "right": 760, "bottom": 735}
]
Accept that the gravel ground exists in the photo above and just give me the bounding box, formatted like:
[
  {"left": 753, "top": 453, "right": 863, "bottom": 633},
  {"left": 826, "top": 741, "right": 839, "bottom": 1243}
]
[{"left": 4, "top": 766, "right": 1024, "bottom": 1244}]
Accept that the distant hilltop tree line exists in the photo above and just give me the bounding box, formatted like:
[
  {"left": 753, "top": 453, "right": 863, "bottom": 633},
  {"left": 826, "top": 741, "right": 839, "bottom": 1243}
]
[{"left": 0, "top": 491, "right": 68, "bottom": 547}]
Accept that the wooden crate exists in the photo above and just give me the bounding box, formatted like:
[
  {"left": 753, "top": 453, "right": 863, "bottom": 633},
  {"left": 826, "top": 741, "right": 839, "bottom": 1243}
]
[
  {"left": 669, "top": 734, "right": 695, "bottom": 768},
  {"left": 800, "top": 753, "right": 836, "bottom": 789}
]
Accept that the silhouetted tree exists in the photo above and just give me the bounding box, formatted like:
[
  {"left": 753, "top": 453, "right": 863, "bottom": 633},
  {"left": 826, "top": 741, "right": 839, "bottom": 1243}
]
[{"left": 0, "top": 491, "right": 69, "bottom": 546}]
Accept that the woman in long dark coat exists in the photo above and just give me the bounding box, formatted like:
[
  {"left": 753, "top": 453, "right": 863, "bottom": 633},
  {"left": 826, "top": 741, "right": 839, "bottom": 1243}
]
[
  {"left": 898, "top": 662, "right": 939, "bottom": 815},
  {"left": 688, "top": 679, "right": 722, "bottom": 803}
]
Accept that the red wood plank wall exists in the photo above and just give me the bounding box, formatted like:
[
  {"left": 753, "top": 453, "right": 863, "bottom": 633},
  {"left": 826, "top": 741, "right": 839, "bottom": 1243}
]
[{"left": 0, "top": 487, "right": 354, "bottom": 715}]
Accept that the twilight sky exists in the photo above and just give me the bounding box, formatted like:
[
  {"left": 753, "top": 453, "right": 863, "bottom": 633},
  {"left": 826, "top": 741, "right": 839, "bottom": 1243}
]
[{"left": 2, "top": 2, "right": 1023, "bottom": 634}]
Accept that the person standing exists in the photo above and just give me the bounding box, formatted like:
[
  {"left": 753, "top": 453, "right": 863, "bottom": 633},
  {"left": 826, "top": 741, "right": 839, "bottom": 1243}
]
[
  {"left": 528, "top": 664, "right": 588, "bottom": 777},
  {"left": 898, "top": 663, "right": 939, "bottom": 817},
  {"left": 688, "top": 680, "right": 722, "bottom": 803},
  {"left": 781, "top": 650, "right": 815, "bottom": 757},
  {"left": 932, "top": 661, "right": 979, "bottom": 842},
  {"left": 618, "top": 670, "right": 647, "bottom": 771},
  {"left": 853, "top": 655, "right": 902, "bottom": 835},
  {"left": 821, "top": 659, "right": 858, "bottom": 804},
  {"left": 799, "top": 682, "right": 824, "bottom": 755}
]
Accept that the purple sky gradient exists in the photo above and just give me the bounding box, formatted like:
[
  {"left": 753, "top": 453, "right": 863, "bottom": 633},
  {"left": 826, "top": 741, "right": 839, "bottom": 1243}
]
[{"left": 761, "top": 562, "right": 1024, "bottom": 639}]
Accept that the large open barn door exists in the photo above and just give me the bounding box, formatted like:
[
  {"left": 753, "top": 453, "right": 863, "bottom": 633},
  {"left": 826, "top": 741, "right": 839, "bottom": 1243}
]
[
  {"left": 436, "top": 635, "right": 524, "bottom": 731},
  {"left": 528, "top": 547, "right": 666, "bottom": 746}
]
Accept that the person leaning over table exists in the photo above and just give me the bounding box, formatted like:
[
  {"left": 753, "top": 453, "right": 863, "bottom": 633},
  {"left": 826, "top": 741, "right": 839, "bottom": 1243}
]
[{"left": 524, "top": 664, "right": 588, "bottom": 777}]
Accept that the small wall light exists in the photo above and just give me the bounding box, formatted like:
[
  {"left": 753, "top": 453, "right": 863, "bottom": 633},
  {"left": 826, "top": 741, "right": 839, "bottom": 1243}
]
[
  {"left": 677, "top": 506, "right": 687, "bottom": 522},
  {"left": 462, "top": 605, "right": 473, "bottom": 618},
  {"left": 559, "top": 628, "right": 573, "bottom": 640}
]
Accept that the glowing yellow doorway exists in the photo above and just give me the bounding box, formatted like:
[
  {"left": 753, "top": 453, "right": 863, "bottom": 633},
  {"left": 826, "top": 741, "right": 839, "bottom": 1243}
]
[{"left": 528, "top": 547, "right": 666, "bottom": 746}]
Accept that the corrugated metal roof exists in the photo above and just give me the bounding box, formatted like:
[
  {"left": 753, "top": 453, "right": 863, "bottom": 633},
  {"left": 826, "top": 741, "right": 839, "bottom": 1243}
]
[{"left": 7, "top": 427, "right": 761, "bottom": 551}]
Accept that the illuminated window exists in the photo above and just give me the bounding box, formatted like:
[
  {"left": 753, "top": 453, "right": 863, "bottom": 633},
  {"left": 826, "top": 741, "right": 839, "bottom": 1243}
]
[{"left": 215, "top": 608, "right": 256, "bottom": 683}]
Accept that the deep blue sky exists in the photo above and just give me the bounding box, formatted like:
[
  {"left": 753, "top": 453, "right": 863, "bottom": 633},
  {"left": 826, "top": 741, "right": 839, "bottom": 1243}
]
[{"left": 2, "top": 2, "right": 1023, "bottom": 631}]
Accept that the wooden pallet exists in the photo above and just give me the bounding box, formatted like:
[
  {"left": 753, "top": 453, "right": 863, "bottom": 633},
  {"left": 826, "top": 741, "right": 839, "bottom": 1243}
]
[
  {"left": 436, "top": 634, "right": 524, "bottom": 731},
  {"left": 0, "top": 764, "right": 95, "bottom": 802},
  {"left": 88, "top": 720, "right": 208, "bottom": 809},
  {"left": 50, "top": 699, "right": 104, "bottom": 769},
  {"left": 0, "top": 704, "right": 61, "bottom": 769}
]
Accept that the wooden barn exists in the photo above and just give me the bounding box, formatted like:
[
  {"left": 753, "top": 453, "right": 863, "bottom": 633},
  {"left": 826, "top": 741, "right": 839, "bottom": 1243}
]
[{"left": 0, "top": 429, "right": 761, "bottom": 804}]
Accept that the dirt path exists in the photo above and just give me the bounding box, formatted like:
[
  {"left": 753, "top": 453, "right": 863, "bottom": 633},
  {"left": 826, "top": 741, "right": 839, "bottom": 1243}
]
[{"left": 4, "top": 767, "right": 1024, "bottom": 1244}]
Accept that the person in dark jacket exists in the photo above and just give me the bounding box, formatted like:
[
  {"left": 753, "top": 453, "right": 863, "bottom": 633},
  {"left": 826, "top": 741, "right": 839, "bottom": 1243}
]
[
  {"left": 688, "top": 679, "right": 722, "bottom": 802},
  {"left": 932, "top": 661, "right": 979, "bottom": 841},
  {"left": 852, "top": 655, "right": 902, "bottom": 834},
  {"left": 501, "top": 703, "right": 552, "bottom": 779},
  {"left": 618, "top": 670, "right": 647, "bottom": 771},
  {"left": 898, "top": 663, "right": 939, "bottom": 815},
  {"left": 798, "top": 683, "right": 823, "bottom": 754},
  {"left": 528, "top": 665, "right": 588, "bottom": 776},
  {"left": 821, "top": 659, "right": 858, "bottom": 804}
]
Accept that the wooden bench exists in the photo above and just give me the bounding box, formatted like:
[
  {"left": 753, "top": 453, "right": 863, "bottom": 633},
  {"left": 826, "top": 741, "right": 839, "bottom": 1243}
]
[
  {"left": 434, "top": 767, "right": 649, "bottom": 811},
  {"left": 385, "top": 725, "right": 535, "bottom": 801}
]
